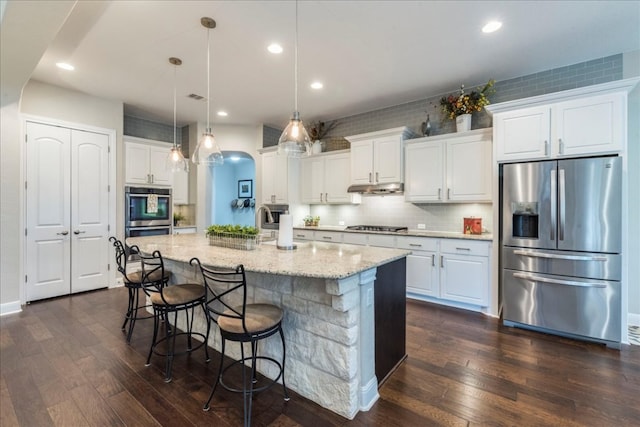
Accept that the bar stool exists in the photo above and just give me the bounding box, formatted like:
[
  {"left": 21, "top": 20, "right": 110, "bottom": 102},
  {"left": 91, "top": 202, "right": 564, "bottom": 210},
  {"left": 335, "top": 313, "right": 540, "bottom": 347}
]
[
  {"left": 109, "top": 237, "right": 170, "bottom": 342},
  {"left": 190, "top": 258, "right": 289, "bottom": 427},
  {"left": 136, "top": 247, "right": 210, "bottom": 383}
]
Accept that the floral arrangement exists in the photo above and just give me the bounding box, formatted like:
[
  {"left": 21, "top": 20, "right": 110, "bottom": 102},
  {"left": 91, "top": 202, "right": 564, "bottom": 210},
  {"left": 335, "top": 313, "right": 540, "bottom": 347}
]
[
  {"left": 308, "top": 120, "right": 338, "bottom": 141},
  {"left": 440, "top": 79, "right": 495, "bottom": 120}
]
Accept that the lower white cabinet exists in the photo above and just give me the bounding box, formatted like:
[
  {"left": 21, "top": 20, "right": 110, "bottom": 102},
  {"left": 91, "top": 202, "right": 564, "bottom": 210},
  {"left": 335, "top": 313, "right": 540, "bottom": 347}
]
[
  {"left": 398, "top": 236, "right": 490, "bottom": 307},
  {"left": 293, "top": 229, "right": 315, "bottom": 241},
  {"left": 314, "top": 230, "right": 343, "bottom": 243}
]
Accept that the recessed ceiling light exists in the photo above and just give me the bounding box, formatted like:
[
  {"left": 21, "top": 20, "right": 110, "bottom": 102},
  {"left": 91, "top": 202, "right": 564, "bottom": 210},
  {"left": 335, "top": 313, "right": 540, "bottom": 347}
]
[
  {"left": 217, "top": 111, "right": 228, "bottom": 117},
  {"left": 482, "top": 21, "right": 502, "bottom": 33},
  {"left": 310, "top": 81, "right": 323, "bottom": 90},
  {"left": 267, "top": 43, "right": 283, "bottom": 54},
  {"left": 56, "top": 62, "right": 75, "bottom": 71}
]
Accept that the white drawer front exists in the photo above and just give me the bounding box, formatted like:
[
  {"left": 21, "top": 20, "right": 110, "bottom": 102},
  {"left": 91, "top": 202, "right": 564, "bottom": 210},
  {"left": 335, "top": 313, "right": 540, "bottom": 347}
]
[
  {"left": 367, "top": 234, "right": 396, "bottom": 248},
  {"left": 293, "top": 230, "right": 314, "bottom": 240},
  {"left": 343, "top": 233, "right": 368, "bottom": 246},
  {"left": 396, "top": 236, "right": 438, "bottom": 252},
  {"left": 315, "top": 231, "right": 343, "bottom": 243},
  {"left": 440, "top": 239, "right": 490, "bottom": 256}
]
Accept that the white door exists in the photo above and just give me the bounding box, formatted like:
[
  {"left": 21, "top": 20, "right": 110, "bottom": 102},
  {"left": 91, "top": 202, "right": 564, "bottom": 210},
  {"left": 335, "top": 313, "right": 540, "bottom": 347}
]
[
  {"left": 125, "top": 142, "right": 150, "bottom": 184},
  {"left": 373, "top": 136, "right": 401, "bottom": 183},
  {"left": 148, "top": 145, "right": 173, "bottom": 186},
  {"left": 71, "top": 129, "right": 110, "bottom": 293},
  {"left": 404, "top": 142, "right": 444, "bottom": 202},
  {"left": 26, "top": 122, "right": 72, "bottom": 301},
  {"left": 26, "top": 122, "right": 110, "bottom": 301}
]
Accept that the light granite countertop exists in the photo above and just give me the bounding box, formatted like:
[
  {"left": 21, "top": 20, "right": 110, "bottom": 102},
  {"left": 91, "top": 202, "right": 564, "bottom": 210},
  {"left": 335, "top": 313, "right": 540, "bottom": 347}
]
[
  {"left": 126, "top": 234, "right": 410, "bottom": 280},
  {"left": 293, "top": 225, "right": 493, "bottom": 241}
]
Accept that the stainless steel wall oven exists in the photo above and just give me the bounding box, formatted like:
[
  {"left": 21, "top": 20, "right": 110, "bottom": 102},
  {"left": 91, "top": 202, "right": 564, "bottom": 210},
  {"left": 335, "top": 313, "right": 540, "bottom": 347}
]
[{"left": 125, "top": 186, "right": 172, "bottom": 237}]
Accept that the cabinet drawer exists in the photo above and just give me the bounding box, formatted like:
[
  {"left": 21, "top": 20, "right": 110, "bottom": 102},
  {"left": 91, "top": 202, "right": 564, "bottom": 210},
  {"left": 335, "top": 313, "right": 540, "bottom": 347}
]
[
  {"left": 396, "top": 236, "right": 438, "bottom": 252},
  {"left": 368, "top": 234, "right": 396, "bottom": 248},
  {"left": 315, "top": 231, "right": 343, "bottom": 243},
  {"left": 343, "top": 232, "right": 368, "bottom": 246},
  {"left": 293, "top": 230, "right": 314, "bottom": 240},
  {"left": 440, "top": 239, "right": 490, "bottom": 256}
]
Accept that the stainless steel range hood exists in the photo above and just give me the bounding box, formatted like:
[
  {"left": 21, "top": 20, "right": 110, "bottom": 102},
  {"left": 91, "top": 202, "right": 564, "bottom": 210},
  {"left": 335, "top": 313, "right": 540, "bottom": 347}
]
[{"left": 346, "top": 182, "right": 404, "bottom": 194}]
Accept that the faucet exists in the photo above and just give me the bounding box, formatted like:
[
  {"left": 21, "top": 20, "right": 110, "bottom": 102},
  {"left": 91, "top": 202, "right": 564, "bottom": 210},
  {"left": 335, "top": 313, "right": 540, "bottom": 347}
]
[{"left": 255, "top": 205, "right": 274, "bottom": 235}]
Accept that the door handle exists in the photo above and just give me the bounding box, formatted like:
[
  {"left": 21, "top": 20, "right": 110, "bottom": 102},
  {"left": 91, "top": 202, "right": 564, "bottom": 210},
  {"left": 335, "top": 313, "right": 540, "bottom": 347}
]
[
  {"left": 447, "top": 188, "right": 451, "bottom": 200},
  {"left": 513, "top": 249, "right": 607, "bottom": 262},
  {"left": 438, "top": 188, "right": 442, "bottom": 200},
  {"left": 558, "top": 138, "right": 564, "bottom": 155},
  {"left": 559, "top": 168, "right": 565, "bottom": 241},
  {"left": 440, "top": 255, "right": 444, "bottom": 268},
  {"left": 550, "top": 169, "right": 556, "bottom": 241},
  {"left": 375, "top": 172, "right": 379, "bottom": 183},
  {"left": 325, "top": 193, "right": 328, "bottom": 203},
  {"left": 544, "top": 140, "right": 549, "bottom": 156},
  {"left": 73, "top": 230, "right": 86, "bottom": 235},
  {"left": 57, "top": 231, "right": 69, "bottom": 236},
  {"left": 320, "top": 193, "right": 323, "bottom": 203},
  {"left": 513, "top": 272, "right": 606, "bottom": 288},
  {"left": 368, "top": 172, "right": 372, "bottom": 183},
  {"left": 409, "top": 243, "right": 422, "bottom": 247},
  {"left": 431, "top": 254, "right": 435, "bottom": 267}
]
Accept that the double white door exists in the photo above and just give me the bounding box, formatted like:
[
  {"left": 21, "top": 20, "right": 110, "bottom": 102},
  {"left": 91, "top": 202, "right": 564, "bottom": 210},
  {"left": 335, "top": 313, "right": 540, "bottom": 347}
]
[{"left": 26, "top": 122, "right": 110, "bottom": 301}]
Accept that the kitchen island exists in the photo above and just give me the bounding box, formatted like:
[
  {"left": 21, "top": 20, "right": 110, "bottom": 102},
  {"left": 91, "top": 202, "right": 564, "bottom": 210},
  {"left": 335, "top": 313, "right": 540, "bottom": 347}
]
[{"left": 126, "top": 233, "right": 409, "bottom": 419}]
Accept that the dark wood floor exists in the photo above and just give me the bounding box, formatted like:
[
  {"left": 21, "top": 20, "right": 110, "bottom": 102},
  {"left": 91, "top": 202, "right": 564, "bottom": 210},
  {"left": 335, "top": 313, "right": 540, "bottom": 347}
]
[{"left": 2, "top": 287, "right": 639, "bottom": 426}]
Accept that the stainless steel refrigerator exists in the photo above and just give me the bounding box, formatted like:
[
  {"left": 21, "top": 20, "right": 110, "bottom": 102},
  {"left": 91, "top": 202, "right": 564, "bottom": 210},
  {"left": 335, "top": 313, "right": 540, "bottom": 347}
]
[{"left": 500, "top": 156, "right": 622, "bottom": 347}]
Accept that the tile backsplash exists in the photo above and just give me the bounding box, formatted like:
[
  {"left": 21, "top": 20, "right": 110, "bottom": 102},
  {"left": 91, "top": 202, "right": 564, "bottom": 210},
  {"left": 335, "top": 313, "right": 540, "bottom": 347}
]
[{"left": 309, "top": 196, "right": 493, "bottom": 233}]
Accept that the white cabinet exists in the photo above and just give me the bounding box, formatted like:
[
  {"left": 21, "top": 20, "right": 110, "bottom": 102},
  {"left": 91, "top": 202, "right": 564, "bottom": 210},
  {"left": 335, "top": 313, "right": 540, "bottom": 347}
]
[
  {"left": 398, "top": 236, "right": 490, "bottom": 307},
  {"left": 346, "top": 127, "right": 414, "bottom": 186},
  {"left": 405, "top": 129, "right": 492, "bottom": 203},
  {"left": 300, "top": 151, "right": 354, "bottom": 204},
  {"left": 261, "top": 150, "right": 299, "bottom": 204},
  {"left": 293, "top": 229, "right": 315, "bottom": 241},
  {"left": 491, "top": 87, "right": 627, "bottom": 162},
  {"left": 125, "top": 139, "right": 173, "bottom": 186},
  {"left": 397, "top": 236, "right": 439, "bottom": 297},
  {"left": 439, "top": 239, "right": 489, "bottom": 306},
  {"left": 172, "top": 170, "right": 189, "bottom": 204},
  {"left": 314, "top": 230, "right": 343, "bottom": 243}
]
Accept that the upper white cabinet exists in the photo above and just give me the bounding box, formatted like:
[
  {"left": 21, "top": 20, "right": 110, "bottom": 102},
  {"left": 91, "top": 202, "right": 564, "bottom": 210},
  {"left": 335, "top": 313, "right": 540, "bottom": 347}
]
[
  {"left": 125, "top": 138, "right": 173, "bottom": 186},
  {"left": 405, "top": 129, "right": 492, "bottom": 203},
  {"left": 300, "top": 151, "right": 356, "bottom": 204},
  {"left": 346, "top": 127, "right": 414, "bottom": 186},
  {"left": 172, "top": 169, "right": 189, "bottom": 204},
  {"left": 487, "top": 80, "right": 637, "bottom": 162},
  {"left": 261, "top": 149, "right": 299, "bottom": 204}
]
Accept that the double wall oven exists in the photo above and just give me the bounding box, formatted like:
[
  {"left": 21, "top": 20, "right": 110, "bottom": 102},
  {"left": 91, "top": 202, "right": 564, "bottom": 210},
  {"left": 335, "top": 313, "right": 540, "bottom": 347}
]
[{"left": 125, "top": 186, "right": 172, "bottom": 237}]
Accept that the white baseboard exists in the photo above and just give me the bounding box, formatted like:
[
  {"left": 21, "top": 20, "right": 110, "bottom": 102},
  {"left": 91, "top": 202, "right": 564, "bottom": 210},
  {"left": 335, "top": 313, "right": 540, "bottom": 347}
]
[
  {"left": 628, "top": 313, "right": 640, "bottom": 327},
  {"left": 0, "top": 300, "right": 22, "bottom": 316}
]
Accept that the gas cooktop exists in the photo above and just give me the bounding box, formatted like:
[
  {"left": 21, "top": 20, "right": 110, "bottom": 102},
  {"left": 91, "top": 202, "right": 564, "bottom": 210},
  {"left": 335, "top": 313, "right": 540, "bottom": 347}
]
[{"left": 345, "top": 225, "right": 408, "bottom": 232}]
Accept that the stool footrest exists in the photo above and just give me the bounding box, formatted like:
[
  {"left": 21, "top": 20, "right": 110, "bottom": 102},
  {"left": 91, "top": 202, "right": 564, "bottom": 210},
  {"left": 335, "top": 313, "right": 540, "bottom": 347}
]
[{"left": 219, "top": 355, "right": 284, "bottom": 395}]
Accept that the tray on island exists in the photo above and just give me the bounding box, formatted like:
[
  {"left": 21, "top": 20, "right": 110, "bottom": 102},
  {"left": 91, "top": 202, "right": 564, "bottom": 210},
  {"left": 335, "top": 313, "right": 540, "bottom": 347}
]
[{"left": 208, "top": 232, "right": 261, "bottom": 251}]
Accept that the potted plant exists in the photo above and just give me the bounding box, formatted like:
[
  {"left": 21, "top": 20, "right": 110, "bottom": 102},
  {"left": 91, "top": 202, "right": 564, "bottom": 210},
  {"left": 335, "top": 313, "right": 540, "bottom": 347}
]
[
  {"left": 173, "top": 212, "right": 185, "bottom": 226},
  {"left": 440, "top": 79, "right": 495, "bottom": 132},
  {"left": 206, "top": 224, "right": 261, "bottom": 250},
  {"left": 303, "top": 215, "right": 320, "bottom": 227}
]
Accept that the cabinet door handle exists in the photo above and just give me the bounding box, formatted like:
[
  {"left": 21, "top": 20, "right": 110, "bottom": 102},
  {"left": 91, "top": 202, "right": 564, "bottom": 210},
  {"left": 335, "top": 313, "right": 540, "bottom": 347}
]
[
  {"left": 295, "top": 234, "right": 305, "bottom": 238},
  {"left": 431, "top": 254, "right": 435, "bottom": 267},
  {"left": 455, "top": 247, "right": 471, "bottom": 251},
  {"left": 447, "top": 188, "right": 451, "bottom": 200},
  {"left": 369, "top": 172, "right": 372, "bottom": 183},
  {"left": 325, "top": 193, "right": 328, "bottom": 203},
  {"left": 73, "top": 230, "right": 86, "bottom": 235},
  {"left": 558, "top": 138, "right": 564, "bottom": 155},
  {"left": 438, "top": 188, "right": 442, "bottom": 200},
  {"left": 440, "top": 255, "right": 444, "bottom": 268},
  {"left": 375, "top": 172, "right": 379, "bottom": 183},
  {"left": 322, "top": 236, "right": 332, "bottom": 240},
  {"left": 57, "top": 231, "right": 69, "bottom": 236},
  {"left": 544, "top": 140, "right": 549, "bottom": 156},
  {"left": 409, "top": 243, "right": 422, "bottom": 247},
  {"left": 320, "top": 193, "right": 323, "bottom": 203}
]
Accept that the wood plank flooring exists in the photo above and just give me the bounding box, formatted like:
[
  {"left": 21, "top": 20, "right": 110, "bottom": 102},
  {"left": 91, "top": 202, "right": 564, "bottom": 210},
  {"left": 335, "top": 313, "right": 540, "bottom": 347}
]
[{"left": 2, "top": 287, "right": 639, "bottom": 426}]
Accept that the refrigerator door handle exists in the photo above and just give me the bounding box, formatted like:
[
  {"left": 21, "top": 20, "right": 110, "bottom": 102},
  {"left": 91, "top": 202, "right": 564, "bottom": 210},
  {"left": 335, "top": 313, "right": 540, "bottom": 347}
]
[
  {"left": 559, "top": 168, "right": 565, "bottom": 241},
  {"left": 513, "top": 249, "right": 608, "bottom": 262},
  {"left": 513, "top": 272, "right": 607, "bottom": 288},
  {"left": 550, "top": 169, "right": 556, "bottom": 241}
]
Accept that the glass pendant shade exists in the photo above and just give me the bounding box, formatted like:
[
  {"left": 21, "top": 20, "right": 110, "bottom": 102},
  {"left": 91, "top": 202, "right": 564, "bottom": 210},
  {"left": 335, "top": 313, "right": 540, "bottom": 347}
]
[
  {"left": 278, "top": 111, "right": 310, "bottom": 156},
  {"left": 166, "top": 56, "right": 189, "bottom": 173},
  {"left": 192, "top": 129, "right": 223, "bottom": 165},
  {"left": 167, "top": 146, "right": 189, "bottom": 172}
]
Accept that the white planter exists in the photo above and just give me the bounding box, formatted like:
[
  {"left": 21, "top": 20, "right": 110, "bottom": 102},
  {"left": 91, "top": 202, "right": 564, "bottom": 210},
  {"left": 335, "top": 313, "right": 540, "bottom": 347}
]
[{"left": 456, "top": 114, "right": 472, "bottom": 132}]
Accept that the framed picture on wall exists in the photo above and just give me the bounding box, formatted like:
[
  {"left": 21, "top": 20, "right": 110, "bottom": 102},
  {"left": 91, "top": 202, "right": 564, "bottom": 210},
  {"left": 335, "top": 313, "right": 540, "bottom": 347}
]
[{"left": 238, "top": 179, "right": 253, "bottom": 198}]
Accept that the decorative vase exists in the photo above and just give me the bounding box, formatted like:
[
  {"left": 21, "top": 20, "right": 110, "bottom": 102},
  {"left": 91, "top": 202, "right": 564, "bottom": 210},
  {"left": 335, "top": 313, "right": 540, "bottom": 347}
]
[
  {"left": 311, "top": 140, "right": 323, "bottom": 154},
  {"left": 455, "top": 113, "right": 472, "bottom": 132}
]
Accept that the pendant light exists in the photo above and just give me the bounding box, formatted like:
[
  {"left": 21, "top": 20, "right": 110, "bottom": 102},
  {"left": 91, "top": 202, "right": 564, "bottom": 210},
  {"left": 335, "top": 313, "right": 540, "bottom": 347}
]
[
  {"left": 192, "top": 17, "right": 223, "bottom": 166},
  {"left": 278, "top": 0, "right": 310, "bottom": 157},
  {"left": 166, "top": 57, "right": 189, "bottom": 173}
]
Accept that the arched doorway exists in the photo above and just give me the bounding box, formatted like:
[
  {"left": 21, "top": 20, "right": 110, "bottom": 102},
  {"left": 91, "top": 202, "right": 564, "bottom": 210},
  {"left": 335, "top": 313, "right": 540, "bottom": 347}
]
[{"left": 211, "top": 151, "right": 256, "bottom": 226}]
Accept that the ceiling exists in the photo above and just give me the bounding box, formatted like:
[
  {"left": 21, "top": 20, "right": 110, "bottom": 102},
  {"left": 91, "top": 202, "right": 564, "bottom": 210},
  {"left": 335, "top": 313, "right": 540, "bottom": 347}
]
[{"left": 29, "top": 1, "right": 640, "bottom": 130}]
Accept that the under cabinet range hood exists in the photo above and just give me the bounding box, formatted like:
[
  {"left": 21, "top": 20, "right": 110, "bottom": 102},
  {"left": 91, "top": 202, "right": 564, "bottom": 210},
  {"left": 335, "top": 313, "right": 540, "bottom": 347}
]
[{"left": 347, "top": 182, "right": 404, "bottom": 194}]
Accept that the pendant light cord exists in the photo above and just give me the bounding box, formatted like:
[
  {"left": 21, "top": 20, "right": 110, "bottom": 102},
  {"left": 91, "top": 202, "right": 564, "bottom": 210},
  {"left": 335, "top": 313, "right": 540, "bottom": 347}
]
[
  {"left": 206, "top": 27, "right": 211, "bottom": 131},
  {"left": 294, "top": 0, "right": 299, "bottom": 114},
  {"left": 173, "top": 65, "right": 177, "bottom": 149}
]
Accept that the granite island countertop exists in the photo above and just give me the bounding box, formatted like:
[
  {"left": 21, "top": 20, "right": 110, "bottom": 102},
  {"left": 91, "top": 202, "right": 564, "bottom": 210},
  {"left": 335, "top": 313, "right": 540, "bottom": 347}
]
[
  {"left": 293, "top": 225, "right": 493, "bottom": 241},
  {"left": 126, "top": 233, "right": 410, "bottom": 280}
]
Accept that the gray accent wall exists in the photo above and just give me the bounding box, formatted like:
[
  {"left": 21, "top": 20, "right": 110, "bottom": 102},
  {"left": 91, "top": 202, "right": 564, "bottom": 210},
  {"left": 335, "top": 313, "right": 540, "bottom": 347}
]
[{"left": 124, "top": 115, "right": 181, "bottom": 143}]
